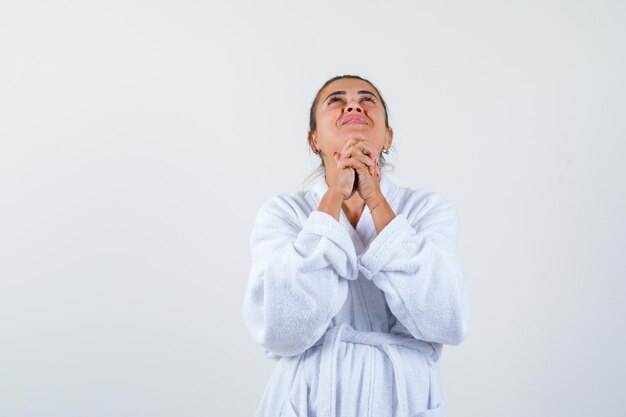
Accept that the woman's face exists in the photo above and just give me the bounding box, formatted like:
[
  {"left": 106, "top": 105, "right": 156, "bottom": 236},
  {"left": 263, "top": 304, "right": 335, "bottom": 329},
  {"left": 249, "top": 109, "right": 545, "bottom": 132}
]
[{"left": 311, "top": 78, "right": 393, "bottom": 166}]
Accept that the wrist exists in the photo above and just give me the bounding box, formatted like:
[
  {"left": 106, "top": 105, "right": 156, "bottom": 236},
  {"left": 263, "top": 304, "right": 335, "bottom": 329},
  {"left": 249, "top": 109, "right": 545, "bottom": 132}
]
[
  {"left": 365, "top": 192, "right": 385, "bottom": 210},
  {"left": 327, "top": 185, "right": 348, "bottom": 201}
]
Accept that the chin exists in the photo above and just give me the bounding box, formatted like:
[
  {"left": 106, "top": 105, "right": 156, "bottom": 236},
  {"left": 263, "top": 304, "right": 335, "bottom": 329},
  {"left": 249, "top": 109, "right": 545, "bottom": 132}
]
[{"left": 342, "top": 134, "right": 370, "bottom": 142}]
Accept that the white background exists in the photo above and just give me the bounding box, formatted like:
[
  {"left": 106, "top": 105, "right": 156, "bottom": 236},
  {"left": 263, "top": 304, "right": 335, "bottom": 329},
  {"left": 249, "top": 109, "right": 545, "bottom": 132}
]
[{"left": 1, "top": 1, "right": 624, "bottom": 416}]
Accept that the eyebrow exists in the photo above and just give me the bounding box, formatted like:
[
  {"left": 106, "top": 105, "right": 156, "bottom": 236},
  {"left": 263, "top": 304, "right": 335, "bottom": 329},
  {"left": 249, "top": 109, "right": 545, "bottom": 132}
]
[{"left": 323, "top": 90, "right": 378, "bottom": 103}]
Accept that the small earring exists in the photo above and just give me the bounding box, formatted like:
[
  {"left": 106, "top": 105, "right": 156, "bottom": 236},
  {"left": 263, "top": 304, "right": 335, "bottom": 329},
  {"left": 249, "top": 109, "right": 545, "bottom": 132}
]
[{"left": 382, "top": 147, "right": 389, "bottom": 154}]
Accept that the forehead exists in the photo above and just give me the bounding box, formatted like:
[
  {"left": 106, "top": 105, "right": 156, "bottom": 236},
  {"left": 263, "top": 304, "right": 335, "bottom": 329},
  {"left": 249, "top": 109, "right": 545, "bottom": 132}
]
[{"left": 318, "top": 78, "right": 380, "bottom": 100}]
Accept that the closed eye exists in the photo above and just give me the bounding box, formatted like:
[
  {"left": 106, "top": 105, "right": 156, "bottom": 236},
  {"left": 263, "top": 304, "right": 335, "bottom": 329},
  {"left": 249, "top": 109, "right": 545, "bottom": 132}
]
[{"left": 327, "top": 96, "right": 376, "bottom": 104}]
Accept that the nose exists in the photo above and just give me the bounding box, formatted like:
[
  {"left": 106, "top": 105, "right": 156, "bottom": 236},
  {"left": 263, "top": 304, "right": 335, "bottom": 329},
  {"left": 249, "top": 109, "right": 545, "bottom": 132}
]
[{"left": 344, "top": 97, "right": 363, "bottom": 114}]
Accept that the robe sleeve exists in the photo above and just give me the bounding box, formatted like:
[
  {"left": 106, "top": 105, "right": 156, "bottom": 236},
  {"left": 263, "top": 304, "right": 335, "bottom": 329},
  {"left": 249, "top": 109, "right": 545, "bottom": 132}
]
[
  {"left": 356, "top": 190, "right": 470, "bottom": 345},
  {"left": 242, "top": 194, "right": 359, "bottom": 358}
]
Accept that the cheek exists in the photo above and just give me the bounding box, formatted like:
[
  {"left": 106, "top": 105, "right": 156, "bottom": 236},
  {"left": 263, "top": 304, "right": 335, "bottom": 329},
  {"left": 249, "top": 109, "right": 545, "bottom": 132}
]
[
  {"left": 317, "top": 113, "right": 342, "bottom": 132},
  {"left": 323, "top": 110, "right": 341, "bottom": 121}
]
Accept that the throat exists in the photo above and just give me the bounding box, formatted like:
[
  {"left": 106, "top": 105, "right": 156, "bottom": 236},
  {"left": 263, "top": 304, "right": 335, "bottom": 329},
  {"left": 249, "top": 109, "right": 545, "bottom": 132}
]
[{"left": 342, "top": 200, "right": 366, "bottom": 229}]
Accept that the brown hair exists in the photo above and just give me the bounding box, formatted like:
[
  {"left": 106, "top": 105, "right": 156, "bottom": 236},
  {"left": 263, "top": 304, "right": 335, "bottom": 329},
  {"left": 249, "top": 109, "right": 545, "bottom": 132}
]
[{"left": 304, "top": 74, "right": 394, "bottom": 186}]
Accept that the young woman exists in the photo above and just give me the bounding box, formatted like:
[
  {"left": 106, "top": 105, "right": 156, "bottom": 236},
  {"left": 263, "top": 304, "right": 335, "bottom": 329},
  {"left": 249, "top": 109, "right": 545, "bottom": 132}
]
[{"left": 243, "top": 74, "right": 470, "bottom": 417}]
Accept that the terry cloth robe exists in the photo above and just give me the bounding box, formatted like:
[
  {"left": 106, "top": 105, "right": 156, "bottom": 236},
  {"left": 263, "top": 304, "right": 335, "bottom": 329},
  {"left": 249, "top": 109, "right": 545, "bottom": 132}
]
[{"left": 242, "top": 170, "right": 470, "bottom": 417}]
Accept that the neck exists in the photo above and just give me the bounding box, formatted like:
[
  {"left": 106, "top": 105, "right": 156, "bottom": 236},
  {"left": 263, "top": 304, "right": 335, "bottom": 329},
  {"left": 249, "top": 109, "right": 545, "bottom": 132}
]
[{"left": 342, "top": 191, "right": 365, "bottom": 210}]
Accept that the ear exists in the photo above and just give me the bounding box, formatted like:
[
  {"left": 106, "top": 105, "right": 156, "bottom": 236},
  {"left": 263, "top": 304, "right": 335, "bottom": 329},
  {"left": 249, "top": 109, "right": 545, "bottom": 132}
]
[
  {"left": 386, "top": 127, "right": 394, "bottom": 149},
  {"left": 307, "top": 131, "right": 318, "bottom": 153}
]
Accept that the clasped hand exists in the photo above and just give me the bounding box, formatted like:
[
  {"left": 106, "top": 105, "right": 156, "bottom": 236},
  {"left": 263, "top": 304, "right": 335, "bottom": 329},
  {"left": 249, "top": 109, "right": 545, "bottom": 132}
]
[{"left": 332, "top": 138, "right": 382, "bottom": 202}]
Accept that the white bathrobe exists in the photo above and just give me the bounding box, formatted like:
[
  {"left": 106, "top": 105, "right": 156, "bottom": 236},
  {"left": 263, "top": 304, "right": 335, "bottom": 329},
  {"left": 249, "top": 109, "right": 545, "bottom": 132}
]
[{"left": 242, "top": 170, "right": 470, "bottom": 417}]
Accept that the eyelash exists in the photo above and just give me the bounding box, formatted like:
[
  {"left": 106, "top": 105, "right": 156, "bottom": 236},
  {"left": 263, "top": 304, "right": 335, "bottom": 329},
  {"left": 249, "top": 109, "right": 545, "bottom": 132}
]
[{"left": 328, "top": 96, "right": 376, "bottom": 104}]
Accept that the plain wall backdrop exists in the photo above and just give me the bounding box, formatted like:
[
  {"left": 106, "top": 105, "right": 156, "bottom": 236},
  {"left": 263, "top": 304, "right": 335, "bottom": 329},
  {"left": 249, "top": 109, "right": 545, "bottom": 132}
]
[{"left": 1, "top": 1, "right": 624, "bottom": 416}]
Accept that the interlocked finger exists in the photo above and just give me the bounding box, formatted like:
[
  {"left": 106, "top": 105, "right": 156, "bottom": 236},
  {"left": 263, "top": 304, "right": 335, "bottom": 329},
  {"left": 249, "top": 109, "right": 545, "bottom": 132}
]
[
  {"left": 338, "top": 154, "right": 376, "bottom": 176},
  {"left": 339, "top": 139, "right": 378, "bottom": 162},
  {"left": 341, "top": 143, "right": 377, "bottom": 163}
]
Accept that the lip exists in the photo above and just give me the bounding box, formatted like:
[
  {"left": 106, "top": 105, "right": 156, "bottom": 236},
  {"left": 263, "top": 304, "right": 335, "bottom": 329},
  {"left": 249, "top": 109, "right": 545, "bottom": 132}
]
[{"left": 342, "top": 115, "right": 368, "bottom": 125}]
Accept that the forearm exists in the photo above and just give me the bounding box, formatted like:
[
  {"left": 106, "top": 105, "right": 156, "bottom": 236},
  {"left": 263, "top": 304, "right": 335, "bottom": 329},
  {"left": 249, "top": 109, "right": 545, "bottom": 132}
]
[
  {"left": 366, "top": 192, "right": 396, "bottom": 234},
  {"left": 318, "top": 186, "right": 345, "bottom": 221},
  {"left": 244, "top": 195, "right": 360, "bottom": 356},
  {"left": 357, "top": 192, "right": 470, "bottom": 345}
]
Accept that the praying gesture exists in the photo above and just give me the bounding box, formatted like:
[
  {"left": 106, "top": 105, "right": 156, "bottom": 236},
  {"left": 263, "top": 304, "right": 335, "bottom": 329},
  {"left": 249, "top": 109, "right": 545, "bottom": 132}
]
[{"left": 332, "top": 138, "right": 381, "bottom": 202}]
